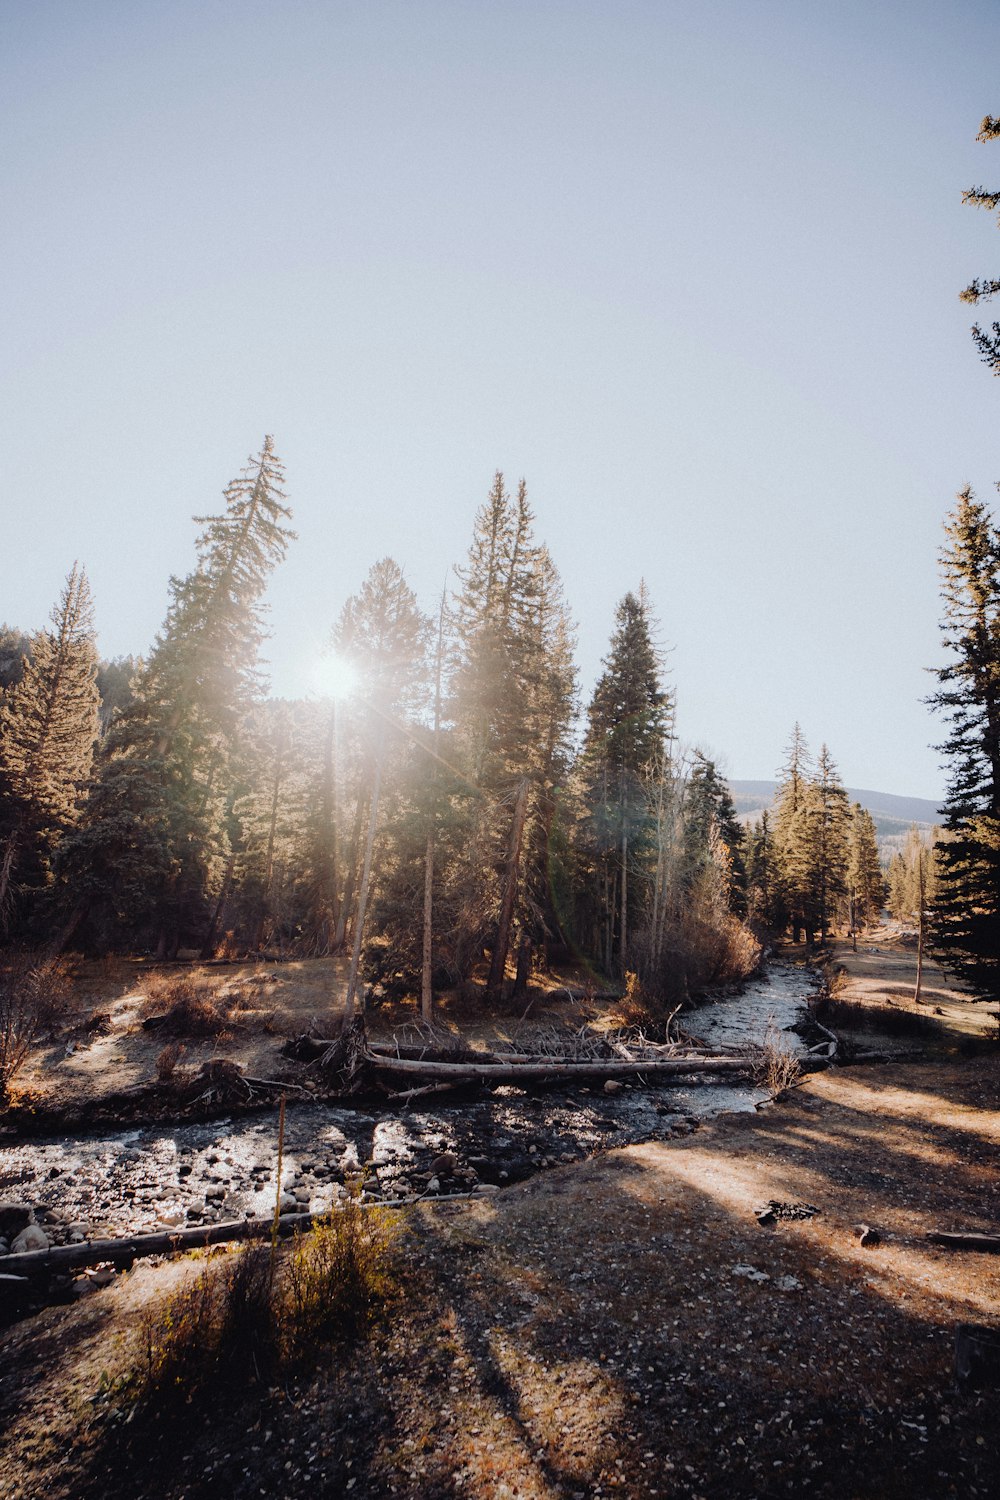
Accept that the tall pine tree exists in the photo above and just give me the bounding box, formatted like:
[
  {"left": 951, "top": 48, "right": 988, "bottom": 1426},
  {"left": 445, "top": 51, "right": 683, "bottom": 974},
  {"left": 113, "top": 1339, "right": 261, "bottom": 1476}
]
[
  {"left": 928, "top": 486, "right": 1000, "bottom": 993},
  {"left": 0, "top": 566, "right": 99, "bottom": 934}
]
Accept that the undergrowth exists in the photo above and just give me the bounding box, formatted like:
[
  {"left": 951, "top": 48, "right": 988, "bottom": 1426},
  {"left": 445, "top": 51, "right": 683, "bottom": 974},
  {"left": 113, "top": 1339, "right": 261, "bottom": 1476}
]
[{"left": 127, "top": 1200, "right": 400, "bottom": 1423}]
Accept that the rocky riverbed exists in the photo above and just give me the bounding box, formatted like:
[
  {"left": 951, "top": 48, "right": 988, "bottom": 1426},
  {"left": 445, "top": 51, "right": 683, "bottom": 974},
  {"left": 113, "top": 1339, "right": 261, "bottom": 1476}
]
[{"left": 0, "top": 962, "right": 820, "bottom": 1266}]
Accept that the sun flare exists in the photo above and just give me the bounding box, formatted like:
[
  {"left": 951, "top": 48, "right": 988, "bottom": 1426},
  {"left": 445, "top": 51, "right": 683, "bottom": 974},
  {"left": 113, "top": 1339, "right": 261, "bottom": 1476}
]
[{"left": 311, "top": 653, "right": 359, "bottom": 700}]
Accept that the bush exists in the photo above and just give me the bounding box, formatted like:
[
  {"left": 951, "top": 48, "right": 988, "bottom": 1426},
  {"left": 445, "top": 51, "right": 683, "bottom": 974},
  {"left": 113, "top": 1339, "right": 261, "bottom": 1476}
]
[
  {"left": 128, "top": 1201, "right": 400, "bottom": 1419},
  {"left": 0, "top": 952, "right": 72, "bottom": 1102},
  {"left": 143, "top": 973, "right": 237, "bottom": 1037}
]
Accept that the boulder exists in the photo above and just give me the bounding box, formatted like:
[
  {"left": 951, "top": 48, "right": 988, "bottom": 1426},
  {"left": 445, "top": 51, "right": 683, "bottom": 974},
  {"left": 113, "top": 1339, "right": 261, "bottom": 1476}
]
[
  {"left": 0, "top": 1203, "right": 33, "bottom": 1239},
  {"left": 11, "top": 1224, "right": 50, "bottom": 1254}
]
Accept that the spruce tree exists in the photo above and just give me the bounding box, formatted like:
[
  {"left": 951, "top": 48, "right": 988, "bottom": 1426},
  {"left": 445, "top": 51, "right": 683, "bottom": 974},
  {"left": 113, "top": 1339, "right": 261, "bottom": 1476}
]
[
  {"left": 0, "top": 565, "right": 99, "bottom": 933},
  {"left": 56, "top": 438, "right": 293, "bottom": 952},
  {"left": 847, "top": 803, "right": 884, "bottom": 933},
  {"left": 928, "top": 486, "right": 1000, "bottom": 994},
  {"left": 772, "top": 724, "right": 812, "bottom": 942},
  {"left": 578, "top": 590, "right": 670, "bottom": 972}
]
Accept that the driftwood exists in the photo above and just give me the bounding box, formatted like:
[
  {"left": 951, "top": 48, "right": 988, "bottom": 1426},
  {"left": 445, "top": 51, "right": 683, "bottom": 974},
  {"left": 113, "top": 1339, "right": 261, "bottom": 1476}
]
[
  {"left": 362, "top": 1051, "right": 753, "bottom": 1084},
  {"left": 927, "top": 1231, "right": 1000, "bottom": 1253},
  {"left": 1, "top": 1194, "right": 484, "bottom": 1280}
]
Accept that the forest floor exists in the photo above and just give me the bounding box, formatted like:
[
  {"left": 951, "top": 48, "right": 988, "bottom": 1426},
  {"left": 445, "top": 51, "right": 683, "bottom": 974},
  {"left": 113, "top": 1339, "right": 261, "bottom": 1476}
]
[{"left": 1, "top": 937, "right": 999, "bottom": 1498}]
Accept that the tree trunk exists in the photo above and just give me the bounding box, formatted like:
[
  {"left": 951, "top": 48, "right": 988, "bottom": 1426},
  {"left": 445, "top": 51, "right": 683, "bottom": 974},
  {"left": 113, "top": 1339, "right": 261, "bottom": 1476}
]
[
  {"left": 512, "top": 932, "right": 532, "bottom": 998},
  {"left": 913, "top": 850, "right": 926, "bottom": 1006},
  {"left": 345, "top": 750, "right": 384, "bottom": 1017},
  {"left": 201, "top": 854, "right": 235, "bottom": 960},
  {"left": 487, "top": 779, "right": 530, "bottom": 1003},
  {"left": 335, "top": 789, "right": 369, "bottom": 950},
  {"left": 421, "top": 589, "right": 446, "bottom": 1023},
  {"left": 620, "top": 827, "right": 629, "bottom": 969}
]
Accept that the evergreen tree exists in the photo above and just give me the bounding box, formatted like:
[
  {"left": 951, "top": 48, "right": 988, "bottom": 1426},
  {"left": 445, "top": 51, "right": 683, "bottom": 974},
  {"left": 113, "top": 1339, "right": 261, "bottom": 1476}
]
[
  {"left": 682, "top": 754, "right": 747, "bottom": 916},
  {"left": 56, "top": 439, "right": 293, "bottom": 952},
  {"left": 772, "top": 723, "right": 812, "bottom": 941},
  {"left": 810, "top": 745, "right": 851, "bottom": 943},
  {"left": 847, "top": 803, "right": 884, "bottom": 932},
  {"left": 0, "top": 565, "right": 99, "bottom": 932},
  {"left": 959, "top": 115, "right": 1000, "bottom": 375},
  {"left": 745, "top": 809, "right": 780, "bottom": 928},
  {"left": 928, "top": 486, "right": 1000, "bottom": 995},
  {"left": 449, "top": 475, "right": 577, "bottom": 995},
  {"left": 578, "top": 590, "right": 670, "bottom": 972}
]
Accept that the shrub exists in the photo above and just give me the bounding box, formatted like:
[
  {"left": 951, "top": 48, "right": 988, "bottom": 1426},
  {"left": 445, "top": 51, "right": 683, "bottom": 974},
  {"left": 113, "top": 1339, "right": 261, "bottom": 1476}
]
[
  {"left": 155, "top": 1041, "right": 186, "bottom": 1082},
  {"left": 127, "top": 1202, "right": 400, "bottom": 1419},
  {"left": 0, "top": 952, "right": 72, "bottom": 1102},
  {"left": 283, "top": 1200, "right": 399, "bottom": 1359},
  {"left": 143, "top": 973, "right": 236, "bottom": 1037}
]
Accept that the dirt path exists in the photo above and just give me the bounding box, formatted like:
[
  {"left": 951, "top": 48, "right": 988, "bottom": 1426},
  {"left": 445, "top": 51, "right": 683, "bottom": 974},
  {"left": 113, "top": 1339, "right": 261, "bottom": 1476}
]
[{"left": 2, "top": 1051, "right": 998, "bottom": 1499}]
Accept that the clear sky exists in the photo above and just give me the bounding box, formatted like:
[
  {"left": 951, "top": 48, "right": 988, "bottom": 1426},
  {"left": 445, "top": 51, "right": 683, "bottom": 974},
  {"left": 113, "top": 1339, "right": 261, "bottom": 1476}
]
[{"left": 3, "top": 0, "right": 999, "bottom": 801}]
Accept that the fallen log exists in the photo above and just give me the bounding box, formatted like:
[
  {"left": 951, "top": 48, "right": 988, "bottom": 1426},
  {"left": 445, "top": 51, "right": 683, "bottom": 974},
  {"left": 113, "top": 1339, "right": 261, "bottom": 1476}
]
[
  {"left": 362, "top": 1051, "right": 753, "bottom": 1084},
  {"left": 1, "top": 1195, "right": 484, "bottom": 1279},
  {"left": 927, "top": 1231, "right": 1000, "bottom": 1253}
]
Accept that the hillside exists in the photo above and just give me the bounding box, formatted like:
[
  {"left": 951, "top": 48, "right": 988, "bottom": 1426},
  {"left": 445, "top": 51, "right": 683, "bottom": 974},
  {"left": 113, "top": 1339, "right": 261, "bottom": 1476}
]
[{"left": 727, "top": 781, "right": 943, "bottom": 858}]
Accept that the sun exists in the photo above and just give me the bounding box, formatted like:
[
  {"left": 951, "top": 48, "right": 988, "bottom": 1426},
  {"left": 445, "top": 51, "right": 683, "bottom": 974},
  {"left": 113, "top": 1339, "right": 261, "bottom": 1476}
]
[{"left": 311, "top": 652, "right": 360, "bottom": 700}]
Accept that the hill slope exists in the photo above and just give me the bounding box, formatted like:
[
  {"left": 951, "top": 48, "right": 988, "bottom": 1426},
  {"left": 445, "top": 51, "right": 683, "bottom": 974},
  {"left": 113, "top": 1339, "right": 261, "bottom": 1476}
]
[{"left": 727, "top": 780, "right": 942, "bottom": 857}]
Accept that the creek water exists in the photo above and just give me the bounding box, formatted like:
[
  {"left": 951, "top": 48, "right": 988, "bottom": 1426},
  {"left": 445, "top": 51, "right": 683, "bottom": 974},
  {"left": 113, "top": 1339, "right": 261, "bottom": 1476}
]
[{"left": 0, "top": 962, "right": 821, "bottom": 1250}]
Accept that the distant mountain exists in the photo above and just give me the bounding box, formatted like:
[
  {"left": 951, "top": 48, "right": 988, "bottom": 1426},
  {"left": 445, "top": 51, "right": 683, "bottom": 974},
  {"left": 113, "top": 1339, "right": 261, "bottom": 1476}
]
[{"left": 727, "top": 781, "right": 943, "bottom": 859}]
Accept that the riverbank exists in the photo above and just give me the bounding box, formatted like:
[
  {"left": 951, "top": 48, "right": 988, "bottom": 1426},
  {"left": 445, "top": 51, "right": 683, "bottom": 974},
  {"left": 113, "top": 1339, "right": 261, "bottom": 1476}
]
[{"left": 1, "top": 1050, "right": 998, "bottom": 1499}]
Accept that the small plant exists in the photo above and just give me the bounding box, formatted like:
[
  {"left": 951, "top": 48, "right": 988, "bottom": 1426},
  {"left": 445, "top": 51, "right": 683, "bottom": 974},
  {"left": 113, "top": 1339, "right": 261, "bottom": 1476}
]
[
  {"left": 0, "top": 952, "right": 73, "bottom": 1102},
  {"left": 144, "top": 973, "right": 236, "bottom": 1037},
  {"left": 748, "top": 1023, "right": 801, "bottom": 1098},
  {"left": 155, "top": 1041, "right": 186, "bottom": 1082},
  {"left": 124, "top": 1201, "right": 400, "bottom": 1422},
  {"left": 283, "top": 1200, "right": 400, "bottom": 1359}
]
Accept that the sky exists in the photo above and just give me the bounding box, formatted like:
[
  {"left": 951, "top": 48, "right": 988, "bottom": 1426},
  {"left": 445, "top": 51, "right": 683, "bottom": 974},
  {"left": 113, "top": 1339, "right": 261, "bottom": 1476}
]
[{"left": 3, "top": 0, "right": 999, "bottom": 802}]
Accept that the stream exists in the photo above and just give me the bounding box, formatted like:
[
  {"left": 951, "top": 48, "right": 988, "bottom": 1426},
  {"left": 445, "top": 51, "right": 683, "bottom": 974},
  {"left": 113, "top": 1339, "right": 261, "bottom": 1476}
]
[{"left": 0, "top": 962, "right": 820, "bottom": 1255}]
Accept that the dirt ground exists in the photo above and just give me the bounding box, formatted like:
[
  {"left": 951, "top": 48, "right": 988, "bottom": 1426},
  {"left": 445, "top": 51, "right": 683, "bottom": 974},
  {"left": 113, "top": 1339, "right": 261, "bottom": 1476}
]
[{"left": 1, "top": 942, "right": 999, "bottom": 1499}]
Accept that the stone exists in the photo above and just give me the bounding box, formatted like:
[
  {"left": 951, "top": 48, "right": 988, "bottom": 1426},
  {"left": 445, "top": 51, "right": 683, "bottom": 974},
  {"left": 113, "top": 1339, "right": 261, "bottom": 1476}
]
[
  {"left": 956, "top": 1323, "right": 1000, "bottom": 1388},
  {"left": 426, "top": 1177, "right": 441, "bottom": 1194},
  {"left": 278, "top": 1195, "right": 299, "bottom": 1215},
  {"left": 603, "top": 1080, "right": 623, "bottom": 1095},
  {"left": 11, "top": 1224, "right": 50, "bottom": 1254},
  {"left": 430, "top": 1152, "right": 457, "bottom": 1177},
  {"left": 0, "top": 1203, "right": 33, "bottom": 1239},
  {"left": 855, "top": 1223, "right": 881, "bottom": 1247},
  {"left": 475, "top": 1183, "right": 500, "bottom": 1195}
]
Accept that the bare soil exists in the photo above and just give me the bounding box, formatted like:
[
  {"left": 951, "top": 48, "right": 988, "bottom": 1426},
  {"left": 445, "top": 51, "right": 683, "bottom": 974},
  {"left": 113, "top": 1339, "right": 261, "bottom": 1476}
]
[{"left": 1, "top": 941, "right": 998, "bottom": 1499}]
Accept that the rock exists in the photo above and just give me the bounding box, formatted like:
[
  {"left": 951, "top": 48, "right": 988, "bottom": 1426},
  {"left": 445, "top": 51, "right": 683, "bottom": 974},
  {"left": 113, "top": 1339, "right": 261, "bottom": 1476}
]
[
  {"left": 956, "top": 1323, "right": 1000, "bottom": 1389},
  {"left": 0, "top": 1203, "right": 34, "bottom": 1239},
  {"left": 855, "top": 1223, "right": 881, "bottom": 1246},
  {"left": 278, "top": 1195, "right": 299, "bottom": 1215},
  {"left": 774, "top": 1275, "right": 802, "bottom": 1293},
  {"left": 430, "top": 1152, "right": 458, "bottom": 1177},
  {"left": 85, "top": 1267, "right": 116, "bottom": 1288},
  {"left": 603, "top": 1080, "right": 623, "bottom": 1095},
  {"left": 11, "top": 1224, "right": 50, "bottom": 1254},
  {"left": 731, "top": 1264, "right": 770, "bottom": 1283},
  {"left": 426, "top": 1177, "right": 441, "bottom": 1194},
  {"left": 475, "top": 1183, "right": 500, "bottom": 1195},
  {"left": 0, "top": 1239, "right": 8, "bottom": 1256}
]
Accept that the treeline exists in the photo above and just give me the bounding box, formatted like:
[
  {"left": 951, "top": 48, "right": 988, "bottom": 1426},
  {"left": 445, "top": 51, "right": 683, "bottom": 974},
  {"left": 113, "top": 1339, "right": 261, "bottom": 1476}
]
[{"left": 0, "top": 440, "right": 885, "bottom": 1009}]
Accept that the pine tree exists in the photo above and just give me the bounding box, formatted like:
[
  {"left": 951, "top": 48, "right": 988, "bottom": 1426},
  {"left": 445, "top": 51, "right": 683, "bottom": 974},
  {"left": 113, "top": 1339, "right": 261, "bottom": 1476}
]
[
  {"left": 682, "top": 754, "right": 747, "bottom": 916},
  {"left": 772, "top": 724, "right": 812, "bottom": 941},
  {"left": 810, "top": 745, "right": 851, "bottom": 943},
  {"left": 847, "top": 803, "right": 884, "bottom": 933},
  {"left": 959, "top": 115, "right": 1000, "bottom": 375},
  {"left": 449, "top": 475, "right": 577, "bottom": 996},
  {"left": 928, "top": 487, "right": 1000, "bottom": 995},
  {"left": 56, "top": 439, "right": 293, "bottom": 952},
  {"left": 0, "top": 565, "right": 99, "bottom": 932},
  {"left": 334, "top": 557, "right": 428, "bottom": 1013},
  {"left": 578, "top": 590, "right": 670, "bottom": 972}
]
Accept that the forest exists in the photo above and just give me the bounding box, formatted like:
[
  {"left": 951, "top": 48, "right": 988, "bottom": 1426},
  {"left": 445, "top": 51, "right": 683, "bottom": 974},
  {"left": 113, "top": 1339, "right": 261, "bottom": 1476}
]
[{"left": 0, "top": 439, "right": 938, "bottom": 1051}]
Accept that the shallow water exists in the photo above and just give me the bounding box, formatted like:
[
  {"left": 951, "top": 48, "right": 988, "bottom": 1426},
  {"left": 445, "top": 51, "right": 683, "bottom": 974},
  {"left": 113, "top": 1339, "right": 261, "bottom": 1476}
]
[{"left": 0, "top": 962, "right": 820, "bottom": 1247}]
